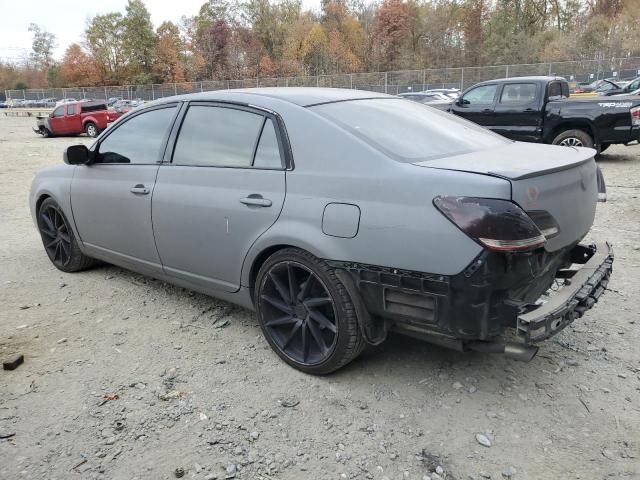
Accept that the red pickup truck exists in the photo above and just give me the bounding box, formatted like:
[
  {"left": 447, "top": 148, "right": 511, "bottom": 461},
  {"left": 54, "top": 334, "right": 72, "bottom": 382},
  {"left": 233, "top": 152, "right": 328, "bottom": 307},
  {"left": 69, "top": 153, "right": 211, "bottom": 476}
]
[{"left": 33, "top": 101, "right": 122, "bottom": 138}]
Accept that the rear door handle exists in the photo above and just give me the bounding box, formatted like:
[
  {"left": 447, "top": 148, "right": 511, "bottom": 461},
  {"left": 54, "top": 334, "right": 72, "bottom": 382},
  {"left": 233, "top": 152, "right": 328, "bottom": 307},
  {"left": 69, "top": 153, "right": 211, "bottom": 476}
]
[
  {"left": 240, "top": 194, "right": 272, "bottom": 207},
  {"left": 130, "top": 184, "right": 150, "bottom": 195}
]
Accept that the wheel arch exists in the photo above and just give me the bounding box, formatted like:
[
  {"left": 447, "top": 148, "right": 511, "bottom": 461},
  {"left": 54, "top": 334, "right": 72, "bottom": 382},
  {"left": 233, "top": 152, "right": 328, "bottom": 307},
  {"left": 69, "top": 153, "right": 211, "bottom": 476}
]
[
  {"left": 241, "top": 221, "right": 351, "bottom": 293},
  {"left": 35, "top": 192, "right": 52, "bottom": 215},
  {"left": 545, "top": 120, "right": 598, "bottom": 145}
]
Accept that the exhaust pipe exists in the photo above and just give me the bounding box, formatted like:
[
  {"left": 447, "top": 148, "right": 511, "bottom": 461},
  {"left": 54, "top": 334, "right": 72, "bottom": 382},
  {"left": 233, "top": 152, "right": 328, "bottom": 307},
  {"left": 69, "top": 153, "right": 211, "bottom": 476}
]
[{"left": 466, "top": 341, "right": 539, "bottom": 362}]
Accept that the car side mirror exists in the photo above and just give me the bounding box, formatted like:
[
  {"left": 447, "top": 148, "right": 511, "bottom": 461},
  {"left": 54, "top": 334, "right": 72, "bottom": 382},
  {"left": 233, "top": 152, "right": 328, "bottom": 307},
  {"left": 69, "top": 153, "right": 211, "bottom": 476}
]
[{"left": 64, "top": 145, "right": 92, "bottom": 165}]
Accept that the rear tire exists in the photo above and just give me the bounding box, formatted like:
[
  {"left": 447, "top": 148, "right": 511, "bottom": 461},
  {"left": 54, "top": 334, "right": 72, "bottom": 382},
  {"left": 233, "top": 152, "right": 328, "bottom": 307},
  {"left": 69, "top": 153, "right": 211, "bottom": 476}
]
[
  {"left": 37, "top": 198, "right": 95, "bottom": 273},
  {"left": 255, "top": 248, "right": 365, "bottom": 374},
  {"left": 85, "top": 122, "right": 99, "bottom": 138},
  {"left": 552, "top": 129, "right": 594, "bottom": 149}
]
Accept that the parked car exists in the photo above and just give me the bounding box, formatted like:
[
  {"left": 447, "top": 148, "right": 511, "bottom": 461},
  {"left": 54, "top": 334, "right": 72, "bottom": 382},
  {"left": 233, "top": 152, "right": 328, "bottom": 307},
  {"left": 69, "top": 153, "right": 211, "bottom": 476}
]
[
  {"left": 33, "top": 101, "right": 122, "bottom": 138},
  {"left": 30, "top": 88, "right": 613, "bottom": 374},
  {"left": 398, "top": 91, "right": 452, "bottom": 103},
  {"left": 600, "top": 76, "right": 640, "bottom": 96},
  {"left": 108, "top": 97, "right": 123, "bottom": 107},
  {"left": 434, "top": 76, "right": 640, "bottom": 152},
  {"left": 425, "top": 88, "right": 460, "bottom": 99},
  {"left": 55, "top": 98, "right": 77, "bottom": 107}
]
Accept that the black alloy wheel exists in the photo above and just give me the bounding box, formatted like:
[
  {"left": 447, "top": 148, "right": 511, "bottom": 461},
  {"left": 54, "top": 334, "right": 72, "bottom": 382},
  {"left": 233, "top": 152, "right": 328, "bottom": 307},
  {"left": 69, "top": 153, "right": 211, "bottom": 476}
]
[
  {"left": 260, "top": 261, "right": 338, "bottom": 365},
  {"left": 255, "top": 248, "right": 365, "bottom": 374},
  {"left": 37, "top": 198, "right": 95, "bottom": 272},
  {"left": 39, "top": 203, "right": 73, "bottom": 268}
]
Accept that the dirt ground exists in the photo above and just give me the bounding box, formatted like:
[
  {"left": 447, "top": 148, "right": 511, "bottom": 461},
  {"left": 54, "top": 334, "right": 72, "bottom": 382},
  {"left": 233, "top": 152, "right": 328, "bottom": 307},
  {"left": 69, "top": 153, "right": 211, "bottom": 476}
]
[{"left": 0, "top": 115, "right": 638, "bottom": 480}]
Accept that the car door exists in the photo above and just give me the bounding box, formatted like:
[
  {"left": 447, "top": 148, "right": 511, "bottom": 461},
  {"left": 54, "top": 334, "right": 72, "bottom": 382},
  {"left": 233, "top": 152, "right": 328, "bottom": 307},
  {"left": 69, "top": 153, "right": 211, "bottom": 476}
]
[
  {"left": 152, "top": 102, "right": 287, "bottom": 293},
  {"left": 450, "top": 84, "right": 498, "bottom": 127},
  {"left": 48, "top": 105, "right": 66, "bottom": 134},
  {"left": 65, "top": 103, "right": 82, "bottom": 134},
  {"left": 70, "top": 104, "right": 179, "bottom": 276},
  {"left": 491, "top": 82, "right": 541, "bottom": 141}
]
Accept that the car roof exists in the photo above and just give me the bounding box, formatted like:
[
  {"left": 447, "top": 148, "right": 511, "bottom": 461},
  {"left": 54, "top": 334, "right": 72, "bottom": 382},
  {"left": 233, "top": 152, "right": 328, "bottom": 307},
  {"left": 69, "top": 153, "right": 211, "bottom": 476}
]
[
  {"left": 153, "top": 87, "right": 391, "bottom": 108},
  {"left": 475, "top": 76, "right": 566, "bottom": 84}
]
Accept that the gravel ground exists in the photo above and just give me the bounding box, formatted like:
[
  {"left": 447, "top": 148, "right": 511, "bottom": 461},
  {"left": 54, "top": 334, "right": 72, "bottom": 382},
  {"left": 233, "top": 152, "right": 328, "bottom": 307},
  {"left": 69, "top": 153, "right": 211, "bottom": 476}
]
[{"left": 0, "top": 115, "right": 638, "bottom": 480}]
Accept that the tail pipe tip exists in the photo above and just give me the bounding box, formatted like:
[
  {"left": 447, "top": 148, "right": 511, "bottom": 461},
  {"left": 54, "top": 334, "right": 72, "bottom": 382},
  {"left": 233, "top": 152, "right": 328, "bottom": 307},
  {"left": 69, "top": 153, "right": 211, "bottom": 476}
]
[{"left": 466, "top": 341, "right": 539, "bottom": 362}]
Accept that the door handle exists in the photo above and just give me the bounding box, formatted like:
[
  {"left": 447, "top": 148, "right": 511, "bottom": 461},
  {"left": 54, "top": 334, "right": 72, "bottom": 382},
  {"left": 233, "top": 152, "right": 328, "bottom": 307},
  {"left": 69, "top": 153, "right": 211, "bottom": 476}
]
[
  {"left": 482, "top": 108, "right": 492, "bottom": 112},
  {"left": 240, "top": 194, "right": 272, "bottom": 207},
  {"left": 130, "top": 184, "right": 150, "bottom": 195}
]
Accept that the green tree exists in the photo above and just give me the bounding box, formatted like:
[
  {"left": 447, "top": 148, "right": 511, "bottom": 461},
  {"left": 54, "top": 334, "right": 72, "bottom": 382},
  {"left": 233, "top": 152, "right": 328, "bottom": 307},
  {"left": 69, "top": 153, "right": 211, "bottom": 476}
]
[
  {"left": 122, "top": 0, "right": 157, "bottom": 83},
  {"left": 85, "top": 13, "right": 126, "bottom": 83},
  {"left": 28, "top": 23, "right": 56, "bottom": 69},
  {"left": 241, "top": 0, "right": 301, "bottom": 60}
]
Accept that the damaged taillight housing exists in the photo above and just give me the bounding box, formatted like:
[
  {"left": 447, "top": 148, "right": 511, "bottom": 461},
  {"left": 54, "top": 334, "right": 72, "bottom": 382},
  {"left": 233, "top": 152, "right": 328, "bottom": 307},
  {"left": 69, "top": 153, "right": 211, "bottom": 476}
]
[
  {"left": 631, "top": 106, "right": 640, "bottom": 127},
  {"left": 433, "top": 196, "right": 547, "bottom": 252}
]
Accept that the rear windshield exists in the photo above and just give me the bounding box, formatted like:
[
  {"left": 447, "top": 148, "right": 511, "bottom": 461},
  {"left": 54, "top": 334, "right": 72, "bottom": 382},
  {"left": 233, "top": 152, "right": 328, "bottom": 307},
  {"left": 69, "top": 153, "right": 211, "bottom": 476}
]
[
  {"left": 81, "top": 102, "right": 107, "bottom": 113},
  {"left": 311, "top": 98, "right": 510, "bottom": 162}
]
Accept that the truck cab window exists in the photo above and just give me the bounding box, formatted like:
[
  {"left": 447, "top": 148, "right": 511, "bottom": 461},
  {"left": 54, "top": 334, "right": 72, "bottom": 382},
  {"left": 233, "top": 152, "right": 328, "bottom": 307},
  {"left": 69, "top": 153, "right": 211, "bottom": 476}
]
[
  {"left": 461, "top": 85, "right": 497, "bottom": 106},
  {"left": 500, "top": 84, "right": 537, "bottom": 104}
]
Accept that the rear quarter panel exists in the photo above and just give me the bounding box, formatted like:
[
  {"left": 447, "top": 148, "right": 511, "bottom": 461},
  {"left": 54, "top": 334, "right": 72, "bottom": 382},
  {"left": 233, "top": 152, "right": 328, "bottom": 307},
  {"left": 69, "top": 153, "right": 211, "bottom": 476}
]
[{"left": 240, "top": 104, "right": 513, "bottom": 286}]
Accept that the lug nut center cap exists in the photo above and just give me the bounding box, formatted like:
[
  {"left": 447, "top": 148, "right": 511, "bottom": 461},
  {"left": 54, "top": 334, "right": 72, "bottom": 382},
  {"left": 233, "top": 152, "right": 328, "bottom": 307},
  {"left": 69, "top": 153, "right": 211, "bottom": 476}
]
[{"left": 293, "top": 304, "right": 307, "bottom": 319}]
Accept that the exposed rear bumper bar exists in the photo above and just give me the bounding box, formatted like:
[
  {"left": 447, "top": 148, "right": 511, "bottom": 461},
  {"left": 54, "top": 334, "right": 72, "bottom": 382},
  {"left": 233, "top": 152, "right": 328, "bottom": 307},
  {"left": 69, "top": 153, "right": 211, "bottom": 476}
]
[{"left": 516, "top": 242, "right": 613, "bottom": 343}]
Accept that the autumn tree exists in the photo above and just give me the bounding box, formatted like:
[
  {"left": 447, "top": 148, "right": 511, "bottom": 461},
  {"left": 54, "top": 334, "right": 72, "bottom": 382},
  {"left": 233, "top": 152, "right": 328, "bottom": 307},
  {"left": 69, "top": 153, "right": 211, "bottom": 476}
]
[
  {"left": 59, "top": 44, "right": 100, "bottom": 86},
  {"left": 154, "top": 22, "right": 187, "bottom": 83},
  {"left": 322, "top": 1, "right": 363, "bottom": 72},
  {"left": 372, "top": 0, "right": 409, "bottom": 71},
  {"left": 199, "top": 20, "right": 232, "bottom": 79}
]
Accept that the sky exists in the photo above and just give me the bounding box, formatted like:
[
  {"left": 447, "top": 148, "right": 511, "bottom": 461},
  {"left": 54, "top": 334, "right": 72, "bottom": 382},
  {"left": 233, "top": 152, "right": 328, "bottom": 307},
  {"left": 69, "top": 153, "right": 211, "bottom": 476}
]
[{"left": 0, "top": 0, "right": 321, "bottom": 62}]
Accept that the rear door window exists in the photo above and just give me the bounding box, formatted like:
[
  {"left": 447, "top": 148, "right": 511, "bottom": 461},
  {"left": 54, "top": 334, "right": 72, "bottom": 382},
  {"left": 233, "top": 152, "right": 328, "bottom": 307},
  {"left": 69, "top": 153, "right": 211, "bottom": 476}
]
[
  {"left": 253, "top": 119, "right": 283, "bottom": 169},
  {"left": 67, "top": 104, "right": 77, "bottom": 115},
  {"left": 172, "top": 105, "right": 283, "bottom": 169},
  {"left": 499, "top": 83, "right": 537, "bottom": 104}
]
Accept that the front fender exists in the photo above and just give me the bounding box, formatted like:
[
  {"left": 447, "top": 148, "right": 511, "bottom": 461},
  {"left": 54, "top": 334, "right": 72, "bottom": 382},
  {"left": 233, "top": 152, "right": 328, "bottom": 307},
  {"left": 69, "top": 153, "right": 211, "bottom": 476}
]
[{"left": 30, "top": 166, "right": 84, "bottom": 249}]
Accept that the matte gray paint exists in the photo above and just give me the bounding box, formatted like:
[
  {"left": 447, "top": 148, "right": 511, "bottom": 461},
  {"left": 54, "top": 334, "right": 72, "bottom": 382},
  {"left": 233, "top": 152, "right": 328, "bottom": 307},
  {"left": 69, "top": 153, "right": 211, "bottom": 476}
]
[
  {"left": 30, "top": 88, "right": 598, "bottom": 309},
  {"left": 152, "top": 166, "right": 286, "bottom": 292},
  {"left": 322, "top": 203, "right": 361, "bottom": 238}
]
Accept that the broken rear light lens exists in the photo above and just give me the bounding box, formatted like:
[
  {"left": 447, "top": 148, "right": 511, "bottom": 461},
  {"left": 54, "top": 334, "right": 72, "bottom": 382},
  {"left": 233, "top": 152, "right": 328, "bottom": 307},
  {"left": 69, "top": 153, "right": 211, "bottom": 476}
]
[{"left": 433, "top": 196, "right": 546, "bottom": 252}]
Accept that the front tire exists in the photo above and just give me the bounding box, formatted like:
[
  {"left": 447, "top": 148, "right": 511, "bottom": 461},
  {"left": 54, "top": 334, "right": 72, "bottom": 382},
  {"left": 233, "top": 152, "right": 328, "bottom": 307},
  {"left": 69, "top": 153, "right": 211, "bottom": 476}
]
[
  {"left": 85, "top": 122, "right": 99, "bottom": 138},
  {"left": 37, "top": 198, "right": 95, "bottom": 272},
  {"left": 255, "top": 248, "right": 365, "bottom": 374},
  {"left": 552, "top": 129, "right": 594, "bottom": 149}
]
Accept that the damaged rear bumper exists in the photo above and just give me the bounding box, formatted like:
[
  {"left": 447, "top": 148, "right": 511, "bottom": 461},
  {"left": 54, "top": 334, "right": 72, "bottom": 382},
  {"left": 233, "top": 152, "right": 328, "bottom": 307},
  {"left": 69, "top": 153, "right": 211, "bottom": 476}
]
[
  {"left": 516, "top": 242, "right": 613, "bottom": 343},
  {"left": 333, "top": 242, "right": 614, "bottom": 358}
]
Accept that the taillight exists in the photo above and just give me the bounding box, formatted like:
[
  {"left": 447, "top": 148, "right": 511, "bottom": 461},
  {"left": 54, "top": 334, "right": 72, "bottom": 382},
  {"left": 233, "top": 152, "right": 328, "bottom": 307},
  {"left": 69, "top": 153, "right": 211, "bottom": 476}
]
[
  {"left": 433, "top": 196, "right": 546, "bottom": 252},
  {"left": 631, "top": 106, "right": 640, "bottom": 127}
]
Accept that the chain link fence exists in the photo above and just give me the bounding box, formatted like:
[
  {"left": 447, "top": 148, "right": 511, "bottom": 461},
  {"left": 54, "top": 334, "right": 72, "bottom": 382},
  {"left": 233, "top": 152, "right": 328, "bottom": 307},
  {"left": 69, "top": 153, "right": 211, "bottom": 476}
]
[{"left": 6, "top": 57, "right": 640, "bottom": 102}]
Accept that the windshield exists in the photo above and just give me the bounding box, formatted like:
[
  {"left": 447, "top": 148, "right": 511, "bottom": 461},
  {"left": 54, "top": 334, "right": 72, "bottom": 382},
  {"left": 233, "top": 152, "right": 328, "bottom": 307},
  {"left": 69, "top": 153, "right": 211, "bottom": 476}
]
[{"left": 311, "top": 98, "right": 510, "bottom": 162}]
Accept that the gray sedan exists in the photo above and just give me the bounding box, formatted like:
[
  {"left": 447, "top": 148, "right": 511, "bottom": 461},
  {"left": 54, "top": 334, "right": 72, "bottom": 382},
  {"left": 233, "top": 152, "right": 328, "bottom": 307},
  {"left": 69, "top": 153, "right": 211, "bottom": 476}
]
[{"left": 30, "top": 88, "right": 613, "bottom": 374}]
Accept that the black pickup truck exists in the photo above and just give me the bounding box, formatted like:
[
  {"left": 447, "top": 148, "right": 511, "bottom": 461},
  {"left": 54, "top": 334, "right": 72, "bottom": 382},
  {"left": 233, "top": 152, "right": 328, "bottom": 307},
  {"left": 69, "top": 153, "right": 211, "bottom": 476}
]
[{"left": 436, "top": 76, "right": 640, "bottom": 152}]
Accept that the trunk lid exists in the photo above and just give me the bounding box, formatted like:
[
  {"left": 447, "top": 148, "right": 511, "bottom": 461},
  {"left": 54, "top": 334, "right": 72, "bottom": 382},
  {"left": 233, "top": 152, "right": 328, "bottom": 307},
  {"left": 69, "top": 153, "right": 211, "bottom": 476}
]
[{"left": 414, "top": 142, "right": 598, "bottom": 252}]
